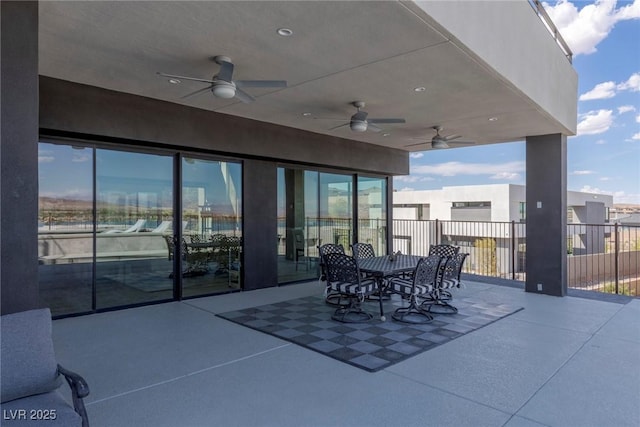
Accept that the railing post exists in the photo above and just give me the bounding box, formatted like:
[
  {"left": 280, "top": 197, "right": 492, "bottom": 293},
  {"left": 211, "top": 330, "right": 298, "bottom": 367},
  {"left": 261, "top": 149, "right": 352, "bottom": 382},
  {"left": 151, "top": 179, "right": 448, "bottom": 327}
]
[
  {"left": 435, "top": 218, "right": 440, "bottom": 245},
  {"left": 511, "top": 220, "right": 516, "bottom": 281},
  {"left": 615, "top": 222, "right": 619, "bottom": 295}
]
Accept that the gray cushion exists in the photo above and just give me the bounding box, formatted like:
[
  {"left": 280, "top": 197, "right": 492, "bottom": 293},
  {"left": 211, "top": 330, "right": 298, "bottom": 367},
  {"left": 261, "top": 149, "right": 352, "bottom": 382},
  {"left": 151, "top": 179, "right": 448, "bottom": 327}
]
[
  {"left": 0, "top": 390, "right": 82, "bottom": 427},
  {"left": 1, "top": 309, "right": 62, "bottom": 403}
]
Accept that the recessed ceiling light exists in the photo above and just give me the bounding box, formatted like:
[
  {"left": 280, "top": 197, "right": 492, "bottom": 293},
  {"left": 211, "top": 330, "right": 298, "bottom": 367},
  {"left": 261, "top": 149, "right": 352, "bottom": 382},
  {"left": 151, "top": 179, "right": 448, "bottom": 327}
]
[
  {"left": 168, "top": 78, "right": 181, "bottom": 84},
  {"left": 414, "top": 87, "right": 426, "bottom": 92},
  {"left": 277, "top": 28, "right": 293, "bottom": 36},
  {"left": 382, "top": 133, "right": 391, "bottom": 137},
  {"left": 302, "top": 112, "right": 312, "bottom": 117},
  {"left": 488, "top": 117, "right": 499, "bottom": 121}
]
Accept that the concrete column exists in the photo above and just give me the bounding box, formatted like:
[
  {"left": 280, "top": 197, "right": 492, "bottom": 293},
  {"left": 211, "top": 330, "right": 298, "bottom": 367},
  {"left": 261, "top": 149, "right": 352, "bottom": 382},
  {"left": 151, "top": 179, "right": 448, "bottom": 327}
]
[
  {"left": 525, "top": 134, "right": 567, "bottom": 296},
  {"left": 1, "top": 1, "right": 40, "bottom": 314},
  {"left": 242, "top": 160, "right": 278, "bottom": 290}
]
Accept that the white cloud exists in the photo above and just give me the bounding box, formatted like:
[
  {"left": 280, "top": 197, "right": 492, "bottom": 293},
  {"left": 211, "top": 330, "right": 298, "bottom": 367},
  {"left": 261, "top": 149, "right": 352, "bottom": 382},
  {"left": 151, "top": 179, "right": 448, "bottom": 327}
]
[
  {"left": 72, "top": 153, "right": 90, "bottom": 163},
  {"left": 632, "top": 132, "right": 640, "bottom": 140},
  {"left": 397, "top": 187, "right": 415, "bottom": 192},
  {"left": 576, "top": 109, "right": 614, "bottom": 135},
  {"left": 409, "top": 152, "right": 424, "bottom": 159},
  {"left": 38, "top": 156, "right": 55, "bottom": 163},
  {"left": 490, "top": 172, "right": 521, "bottom": 180},
  {"left": 543, "top": 0, "right": 640, "bottom": 56},
  {"left": 599, "top": 176, "right": 612, "bottom": 181},
  {"left": 579, "top": 72, "right": 640, "bottom": 101},
  {"left": 595, "top": 139, "right": 607, "bottom": 144},
  {"left": 394, "top": 175, "right": 434, "bottom": 183},
  {"left": 579, "top": 81, "right": 616, "bottom": 100},
  {"left": 618, "top": 105, "right": 636, "bottom": 114},
  {"left": 617, "top": 72, "right": 640, "bottom": 92},
  {"left": 572, "top": 170, "right": 595, "bottom": 175},
  {"left": 636, "top": 114, "right": 640, "bottom": 123},
  {"left": 411, "top": 161, "right": 525, "bottom": 178}
]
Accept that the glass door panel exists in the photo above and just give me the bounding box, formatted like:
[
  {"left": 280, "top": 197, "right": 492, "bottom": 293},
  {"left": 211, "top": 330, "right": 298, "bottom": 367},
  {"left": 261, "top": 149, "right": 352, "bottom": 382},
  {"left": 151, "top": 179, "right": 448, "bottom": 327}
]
[
  {"left": 182, "top": 157, "right": 242, "bottom": 296},
  {"left": 38, "top": 143, "right": 94, "bottom": 316},
  {"left": 95, "top": 149, "right": 174, "bottom": 309},
  {"left": 357, "top": 176, "right": 387, "bottom": 256},
  {"left": 320, "top": 172, "right": 353, "bottom": 253},
  {"left": 277, "top": 168, "right": 320, "bottom": 283}
]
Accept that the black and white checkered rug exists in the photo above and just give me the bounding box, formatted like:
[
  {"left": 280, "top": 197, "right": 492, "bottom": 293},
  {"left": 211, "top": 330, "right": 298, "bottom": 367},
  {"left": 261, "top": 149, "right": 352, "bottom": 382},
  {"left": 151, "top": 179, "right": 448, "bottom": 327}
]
[{"left": 217, "top": 295, "right": 522, "bottom": 372}]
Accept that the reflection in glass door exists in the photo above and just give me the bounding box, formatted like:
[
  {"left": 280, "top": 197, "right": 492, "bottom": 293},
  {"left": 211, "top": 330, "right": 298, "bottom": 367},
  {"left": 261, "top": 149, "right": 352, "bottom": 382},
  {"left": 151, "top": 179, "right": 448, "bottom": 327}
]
[
  {"left": 182, "top": 157, "right": 242, "bottom": 297},
  {"left": 357, "top": 176, "right": 387, "bottom": 256},
  {"left": 277, "top": 169, "right": 354, "bottom": 284},
  {"left": 95, "top": 149, "right": 174, "bottom": 309},
  {"left": 277, "top": 169, "right": 319, "bottom": 283},
  {"left": 320, "top": 172, "right": 353, "bottom": 251},
  {"left": 38, "top": 143, "right": 94, "bottom": 316}
]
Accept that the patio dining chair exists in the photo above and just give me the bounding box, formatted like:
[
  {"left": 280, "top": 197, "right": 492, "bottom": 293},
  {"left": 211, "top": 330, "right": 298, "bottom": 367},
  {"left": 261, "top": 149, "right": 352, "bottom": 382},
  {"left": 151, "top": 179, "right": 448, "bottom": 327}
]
[
  {"left": 428, "top": 244, "right": 460, "bottom": 300},
  {"left": 351, "top": 242, "right": 375, "bottom": 260},
  {"left": 387, "top": 255, "right": 442, "bottom": 324},
  {"left": 318, "top": 243, "right": 347, "bottom": 306},
  {"left": 422, "top": 253, "right": 468, "bottom": 314},
  {"left": 324, "top": 253, "right": 383, "bottom": 323}
]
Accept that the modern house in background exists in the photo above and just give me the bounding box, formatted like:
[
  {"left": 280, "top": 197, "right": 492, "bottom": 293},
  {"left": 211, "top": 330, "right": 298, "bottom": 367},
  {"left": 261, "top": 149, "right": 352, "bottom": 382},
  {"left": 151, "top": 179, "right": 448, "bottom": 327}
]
[
  {"left": 393, "top": 184, "right": 613, "bottom": 278},
  {"left": 1, "top": 1, "right": 577, "bottom": 317}
]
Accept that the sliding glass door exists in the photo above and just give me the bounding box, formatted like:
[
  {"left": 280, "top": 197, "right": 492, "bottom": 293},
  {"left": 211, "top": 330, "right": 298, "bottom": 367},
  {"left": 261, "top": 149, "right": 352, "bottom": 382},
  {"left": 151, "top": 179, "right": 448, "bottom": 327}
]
[
  {"left": 38, "top": 143, "right": 94, "bottom": 316},
  {"left": 357, "top": 176, "right": 387, "bottom": 256},
  {"left": 38, "top": 141, "right": 243, "bottom": 316},
  {"left": 95, "top": 149, "right": 174, "bottom": 309},
  {"left": 181, "top": 157, "right": 242, "bottom": 296},
  {"left": 277, "top": 169, "right": 355, "bottom": 284}
]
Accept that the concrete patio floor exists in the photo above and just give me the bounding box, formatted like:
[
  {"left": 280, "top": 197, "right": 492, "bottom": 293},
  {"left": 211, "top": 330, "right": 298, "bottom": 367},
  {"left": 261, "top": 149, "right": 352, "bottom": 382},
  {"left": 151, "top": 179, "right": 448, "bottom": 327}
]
[{"left": 52, "top": 280, "right": 640, "bottom": 427}]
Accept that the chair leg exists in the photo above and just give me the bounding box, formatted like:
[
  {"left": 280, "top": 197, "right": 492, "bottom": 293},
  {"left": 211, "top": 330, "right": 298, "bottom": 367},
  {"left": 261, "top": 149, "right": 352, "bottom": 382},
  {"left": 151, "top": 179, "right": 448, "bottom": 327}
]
[
  {"left": 392, "top": 295, "right": 433, "bottom": 324},
  {"left": 421, "top": 290, "right": 458, "bottom": 314},
  {"left": 332, "top": 297, "right": 373, "bottom": 323}
]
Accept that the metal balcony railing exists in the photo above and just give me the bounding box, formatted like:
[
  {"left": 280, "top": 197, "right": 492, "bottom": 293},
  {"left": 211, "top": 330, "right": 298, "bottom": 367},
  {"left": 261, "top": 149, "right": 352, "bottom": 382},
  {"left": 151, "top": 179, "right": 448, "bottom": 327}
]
[
  {"left": 393, "top": 219, "right": 639, "bottom": 297},
  {"left": 528, "top": 0, "right": 573, "bottom": 63}
]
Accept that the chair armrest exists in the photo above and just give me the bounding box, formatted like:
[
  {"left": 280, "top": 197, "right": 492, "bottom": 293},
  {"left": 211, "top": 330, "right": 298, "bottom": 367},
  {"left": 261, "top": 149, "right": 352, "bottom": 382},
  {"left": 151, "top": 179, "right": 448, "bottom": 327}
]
[
  {"left": 58, "top": 364, "right": 90, "bottom": 427},
  {"left": 58, "top": 364, "right": 89, "bottom": 399}
]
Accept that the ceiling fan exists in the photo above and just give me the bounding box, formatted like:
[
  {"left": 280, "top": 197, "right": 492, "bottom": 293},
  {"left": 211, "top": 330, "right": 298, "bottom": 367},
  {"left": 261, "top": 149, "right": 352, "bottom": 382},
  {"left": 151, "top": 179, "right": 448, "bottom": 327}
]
[
  {"left": 312, "top": 101, "right": 405, "bottom": 133},
  {"left": 406, "top": 126, "right": 475, "bottom": 149},
  {"left": 157, "top": 55, "right": 287, "bottom": 103}
]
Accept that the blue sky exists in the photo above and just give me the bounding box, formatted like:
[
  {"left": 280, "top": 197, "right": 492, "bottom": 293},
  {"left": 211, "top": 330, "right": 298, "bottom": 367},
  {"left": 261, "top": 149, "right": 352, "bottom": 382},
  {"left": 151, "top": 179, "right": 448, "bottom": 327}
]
[{"left": 395, "top": 0, "right": 640, "bottom": 205}]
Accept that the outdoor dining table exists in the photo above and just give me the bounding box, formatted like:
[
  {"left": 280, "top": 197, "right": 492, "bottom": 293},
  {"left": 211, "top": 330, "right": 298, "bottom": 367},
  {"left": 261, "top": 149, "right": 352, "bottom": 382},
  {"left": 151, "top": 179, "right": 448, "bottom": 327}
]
[
  {"left": 354, "top": 255, "right": 425, "bottom": 321},
  {"left": 357, "top": 254, "right": 425, "bottom": 280}
]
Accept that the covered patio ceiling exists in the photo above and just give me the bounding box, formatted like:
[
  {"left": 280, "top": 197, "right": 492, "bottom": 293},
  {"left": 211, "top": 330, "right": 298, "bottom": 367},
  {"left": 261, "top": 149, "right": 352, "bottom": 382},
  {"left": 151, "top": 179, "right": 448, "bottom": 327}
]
[{"left": 38, "top": 1, "right": 573, "bottom": 152}]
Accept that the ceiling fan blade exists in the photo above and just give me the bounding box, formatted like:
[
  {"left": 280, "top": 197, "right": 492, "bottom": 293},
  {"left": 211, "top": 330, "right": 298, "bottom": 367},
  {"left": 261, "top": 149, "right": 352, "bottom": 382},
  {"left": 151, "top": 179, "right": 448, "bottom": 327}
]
[
  {"left": 329, "top": 123, "right": 350, "bottom": 131},
  {"left": 368, "top": 118, "right": 406, "bottom": 124},
  {"left": 234, "top": 87, "right": 255, "bottom": 103},
  {"left": 447, "top": 140, "right": 476, "bottom": 146},
  {"left": 368, "top": 123, "right": 382, "bottom": 133},
  {"left": 180, "top": 85, "right": 214, "bottom": 99},
  {"left": 235, "top": 80, "right": 287, "bottom": 88},
  {"left": 443, "top": 134, "right": 462, "bottom": 141},
  {"left": 312, "top": 117, "right": 349, "bottom": 122},
  {"left": 217, "top": 60, "right": 234, "bottom": 82},
  {"left": 157, "top": 72, "right": 214, "bottom": 84},
  {"left": 404, "top": 141, "right": 429, "bottom": 147}
]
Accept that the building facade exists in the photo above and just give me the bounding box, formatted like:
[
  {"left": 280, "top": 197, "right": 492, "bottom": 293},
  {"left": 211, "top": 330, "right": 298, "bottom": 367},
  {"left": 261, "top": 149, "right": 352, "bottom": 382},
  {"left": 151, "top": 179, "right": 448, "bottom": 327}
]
[{"left": 1, "top": 1, "right": 578, "bottom": 316}]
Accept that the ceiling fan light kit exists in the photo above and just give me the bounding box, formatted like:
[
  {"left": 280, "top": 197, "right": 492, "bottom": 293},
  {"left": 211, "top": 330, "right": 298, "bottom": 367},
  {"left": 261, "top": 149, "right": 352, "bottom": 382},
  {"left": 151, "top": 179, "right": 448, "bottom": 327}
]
[
  {"left": 212, "top": 81, "right": 236, "bottom": 98},
  {"left": 313, "top": 101, "right": 406, "bottom": 133},
  {"left": 157, "top": 55, "right": 287, "bottom": 103},
  {"left": 350, "top": 121, "right": 368, "bottom": 132}
]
